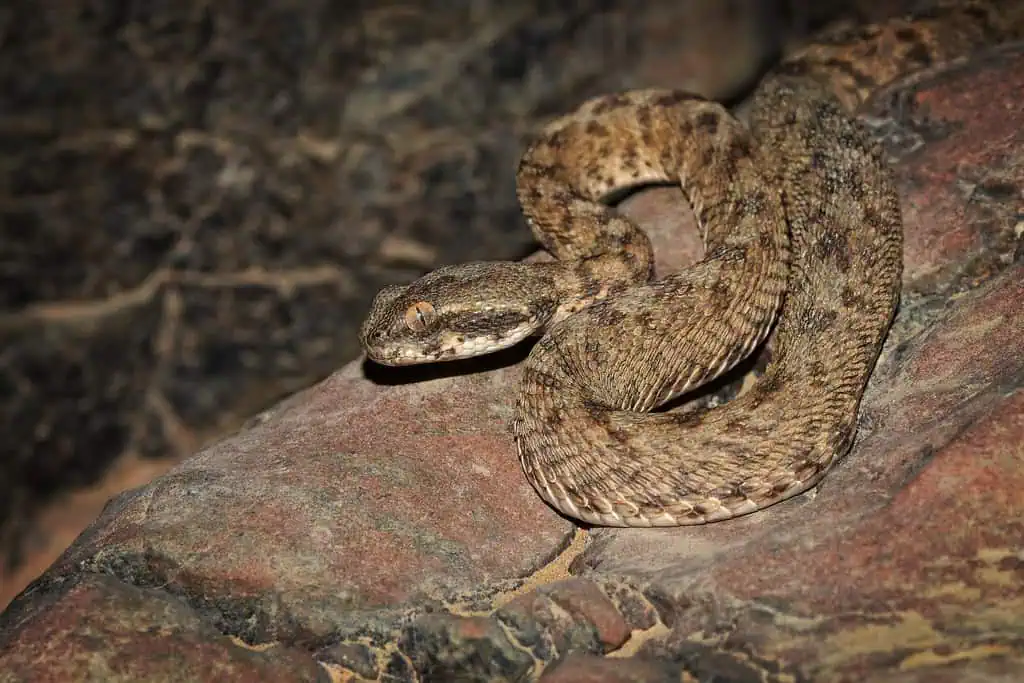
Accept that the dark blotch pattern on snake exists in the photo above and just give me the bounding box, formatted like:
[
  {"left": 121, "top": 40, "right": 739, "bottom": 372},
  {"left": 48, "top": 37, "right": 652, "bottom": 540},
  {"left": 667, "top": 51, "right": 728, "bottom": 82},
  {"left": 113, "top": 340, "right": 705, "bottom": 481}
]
[{"left": 360, "top": 0, "right": 1024, "bottom": 526}]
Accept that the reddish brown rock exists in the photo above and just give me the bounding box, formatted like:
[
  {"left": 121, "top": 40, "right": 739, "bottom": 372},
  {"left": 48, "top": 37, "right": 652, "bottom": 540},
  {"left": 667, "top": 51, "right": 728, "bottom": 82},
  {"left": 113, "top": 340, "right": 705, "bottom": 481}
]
[
  {"left": 35, "top": 361, "right": 573, "bottom": 645},
  {"left": 2, "top": 31, "right": 1023, "bottom": 683},
  {"left": 0, "top": 574, "right": 325, "bottom": 682},
  {"left": 528, "top": 580, "right": 634, "bottom": 651},
  {"left": 540, "top": 655, "right": 681, "bottom": 683}
]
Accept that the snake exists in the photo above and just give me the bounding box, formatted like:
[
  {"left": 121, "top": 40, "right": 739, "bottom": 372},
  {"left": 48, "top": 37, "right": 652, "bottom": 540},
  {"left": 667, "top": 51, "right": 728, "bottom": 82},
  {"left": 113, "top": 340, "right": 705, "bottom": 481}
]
[{"left": 359, "top": 1, "right": 1024, "bottom": 527}]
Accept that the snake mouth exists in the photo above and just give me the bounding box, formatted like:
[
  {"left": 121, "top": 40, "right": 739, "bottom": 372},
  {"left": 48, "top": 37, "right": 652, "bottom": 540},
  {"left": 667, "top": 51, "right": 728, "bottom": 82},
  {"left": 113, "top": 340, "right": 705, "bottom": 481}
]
[
  {"left": 365, "top": 324, "right": 540, "bottom": 367},
  {"left": 363, "top": 353, "right": 417, "bottom": 367},
  {"left": 362, "top": 344, "right": 441, "bottom": 366}
]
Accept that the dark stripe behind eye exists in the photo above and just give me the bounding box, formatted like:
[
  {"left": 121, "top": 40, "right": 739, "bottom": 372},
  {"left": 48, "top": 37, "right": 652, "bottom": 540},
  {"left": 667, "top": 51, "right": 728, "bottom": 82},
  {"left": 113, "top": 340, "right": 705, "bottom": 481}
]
[{"left": 457, "top": 311, "right": 533, "bottom": 334}]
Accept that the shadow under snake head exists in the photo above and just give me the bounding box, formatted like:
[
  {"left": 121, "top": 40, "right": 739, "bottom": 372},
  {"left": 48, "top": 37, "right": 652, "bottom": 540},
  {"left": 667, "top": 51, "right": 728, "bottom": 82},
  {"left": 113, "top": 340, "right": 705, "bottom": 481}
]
[{"left": 359, "top": 261, "right": 565, "bottom": 366}]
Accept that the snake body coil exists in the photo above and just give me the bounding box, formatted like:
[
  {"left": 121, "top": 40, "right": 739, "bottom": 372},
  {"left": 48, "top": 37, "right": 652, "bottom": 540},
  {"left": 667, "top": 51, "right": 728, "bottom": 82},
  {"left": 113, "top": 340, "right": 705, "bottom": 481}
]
[{"left": 360, "top": 2, "right": 1024, "bottom": 526}]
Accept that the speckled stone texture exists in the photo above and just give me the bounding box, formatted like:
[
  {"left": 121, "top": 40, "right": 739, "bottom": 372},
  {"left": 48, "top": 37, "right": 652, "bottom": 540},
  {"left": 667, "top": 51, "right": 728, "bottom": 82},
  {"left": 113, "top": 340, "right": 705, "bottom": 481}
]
[{"left": 1, "top": 35, "right": 1022, "bottom": 683}]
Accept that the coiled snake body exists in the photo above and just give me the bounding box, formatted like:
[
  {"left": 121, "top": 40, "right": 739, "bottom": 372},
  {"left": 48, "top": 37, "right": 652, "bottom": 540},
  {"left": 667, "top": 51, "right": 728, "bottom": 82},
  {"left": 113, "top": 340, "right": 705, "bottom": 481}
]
[{"left": 360, "top": 2, "right": 1024, "bottom": 527}]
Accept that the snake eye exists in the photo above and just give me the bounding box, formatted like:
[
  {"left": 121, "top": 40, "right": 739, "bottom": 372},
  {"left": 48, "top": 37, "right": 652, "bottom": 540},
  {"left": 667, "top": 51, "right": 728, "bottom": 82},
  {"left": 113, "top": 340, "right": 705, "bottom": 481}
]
[{"left": 404, "top": 301, "right": 436, "bottom": 332}]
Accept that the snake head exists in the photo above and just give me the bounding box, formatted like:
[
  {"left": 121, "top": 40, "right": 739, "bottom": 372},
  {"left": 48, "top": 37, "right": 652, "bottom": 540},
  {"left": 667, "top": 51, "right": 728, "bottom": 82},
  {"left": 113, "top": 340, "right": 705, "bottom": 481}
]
[{"left": 359, "top": 262, "right": 557, "bottom": 366}]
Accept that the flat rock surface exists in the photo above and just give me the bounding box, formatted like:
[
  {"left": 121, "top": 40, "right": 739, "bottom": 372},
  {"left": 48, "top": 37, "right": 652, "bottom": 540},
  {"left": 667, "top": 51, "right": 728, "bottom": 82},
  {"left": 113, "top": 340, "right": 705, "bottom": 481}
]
[{"left": 1, "top": 36, "right": 1023, "bottom": 683}]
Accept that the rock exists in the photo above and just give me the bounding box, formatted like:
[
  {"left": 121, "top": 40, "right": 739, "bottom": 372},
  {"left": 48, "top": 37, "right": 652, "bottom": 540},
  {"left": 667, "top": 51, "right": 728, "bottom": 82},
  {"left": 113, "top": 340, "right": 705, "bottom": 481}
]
[
  {"left": 2, "top": 23, "right": 1022, "bottom": 683},
  {"left": 0, "top": 574, "right": 326, "bottom": 682}
]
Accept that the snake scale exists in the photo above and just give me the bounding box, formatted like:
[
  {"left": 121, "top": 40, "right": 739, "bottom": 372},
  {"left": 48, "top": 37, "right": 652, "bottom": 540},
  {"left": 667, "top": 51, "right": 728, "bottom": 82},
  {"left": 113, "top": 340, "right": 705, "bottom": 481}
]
[{"left": 360, "top": 1, "right": 1024, "bottom": 527}]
